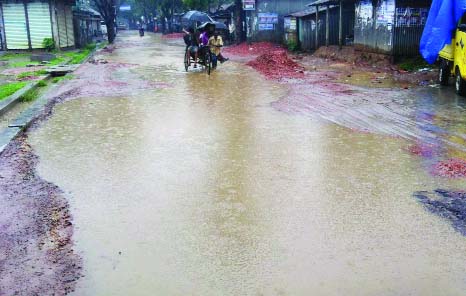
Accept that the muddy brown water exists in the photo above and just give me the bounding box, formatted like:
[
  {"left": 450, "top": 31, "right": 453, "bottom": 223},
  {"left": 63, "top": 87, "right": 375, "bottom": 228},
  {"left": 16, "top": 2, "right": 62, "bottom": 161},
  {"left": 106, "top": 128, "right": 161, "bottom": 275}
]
[{"left": 29, "top": 33, "right": 466, "bottom": 295}]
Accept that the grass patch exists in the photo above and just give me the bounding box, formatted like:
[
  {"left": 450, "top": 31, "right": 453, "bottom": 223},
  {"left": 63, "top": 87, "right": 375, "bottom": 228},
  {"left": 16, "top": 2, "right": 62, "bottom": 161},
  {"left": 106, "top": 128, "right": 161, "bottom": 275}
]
[
  {"left": 0, "top": 82, "right": 27, "bottom": 101},
  {"left": 51, "top": 74, "right": 74, "bottom": 83},
  {"left": 85, "top": 43, "right": 97, "bottom": 51},
  {"left": 65, "top": 50, "right": 92, "bottom": 64},
  {"left": 9, "top": 60, "right": 39, "bottom": 68},
  {"left": 37, "top": 80, "right": 47, "bottom": 87},
  {"left": 16, "top": 70, "right": 47, "bottom": 79},
  {"left": 0, "top": 53, "right": 31, "bottom": 61},
  {"left": 64, "top": 43, "right": 96, "bottom": 64},
  {"left": 97, "top": 41, "right": 108, "bottom": 49},
  {"left": 0, "top": 54, "right": 65, "bottom": 69},
  {"left": 397, "top": 56, "right": 431, "bottom": 72},
  {"left": 20, "top": 88, "right": 39, "bottom": 102},
  {"left": 48, "top": 56, "right": 66, "bottom": 66}
]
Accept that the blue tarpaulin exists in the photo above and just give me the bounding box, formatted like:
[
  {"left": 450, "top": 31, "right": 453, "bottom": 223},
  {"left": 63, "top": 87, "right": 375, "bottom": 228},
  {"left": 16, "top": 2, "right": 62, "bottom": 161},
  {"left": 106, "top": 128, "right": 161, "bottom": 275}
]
[{"left": 420, "top": 0, "right": 466, "bottom": 64}]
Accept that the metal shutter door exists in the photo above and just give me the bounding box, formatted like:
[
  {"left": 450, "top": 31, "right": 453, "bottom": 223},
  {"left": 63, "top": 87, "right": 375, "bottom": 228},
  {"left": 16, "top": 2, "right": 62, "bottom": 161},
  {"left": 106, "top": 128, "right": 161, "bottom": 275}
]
[
  {"left": 27, "top": 1, "right": 53, "bottom": 49},
  {"left": 2, "top": 3, "right": 29, "bottom": 49},
  {"left": 56, "top": 2, "right": 67, "bottom": 48},
  {"left": 65, "top": 5, "right": 74, "bottom": 46}
]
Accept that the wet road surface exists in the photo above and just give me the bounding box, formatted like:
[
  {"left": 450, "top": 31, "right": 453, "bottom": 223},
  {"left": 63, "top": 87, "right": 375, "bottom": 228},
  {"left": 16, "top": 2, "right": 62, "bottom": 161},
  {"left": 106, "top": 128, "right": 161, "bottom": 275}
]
[{"left": 29, "top": 32, "right": 466, "bottom": 295}]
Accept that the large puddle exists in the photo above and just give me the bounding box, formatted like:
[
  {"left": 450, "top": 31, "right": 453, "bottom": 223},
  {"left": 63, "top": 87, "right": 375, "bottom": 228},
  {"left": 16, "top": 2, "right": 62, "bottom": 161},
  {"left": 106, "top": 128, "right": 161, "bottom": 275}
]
[{"left": 29, "top": 33, "right": 466, "bottom": 295}]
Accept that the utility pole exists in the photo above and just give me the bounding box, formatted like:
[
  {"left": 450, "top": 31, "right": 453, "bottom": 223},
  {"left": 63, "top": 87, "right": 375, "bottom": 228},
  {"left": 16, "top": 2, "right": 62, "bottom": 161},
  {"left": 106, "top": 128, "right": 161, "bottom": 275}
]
[
  {"left": 171, "top": 0, "right": 174, "bottom": 32},
  {"left": 235, "top": 0, "right": 242, "bottom": 44}
]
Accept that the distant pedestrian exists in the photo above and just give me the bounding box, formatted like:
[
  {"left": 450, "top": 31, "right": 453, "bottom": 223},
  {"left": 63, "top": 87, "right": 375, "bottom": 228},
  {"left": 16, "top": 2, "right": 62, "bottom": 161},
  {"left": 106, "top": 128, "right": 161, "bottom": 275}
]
[{"left": 138, "top": 22, "right": 145, "bottom": 37}]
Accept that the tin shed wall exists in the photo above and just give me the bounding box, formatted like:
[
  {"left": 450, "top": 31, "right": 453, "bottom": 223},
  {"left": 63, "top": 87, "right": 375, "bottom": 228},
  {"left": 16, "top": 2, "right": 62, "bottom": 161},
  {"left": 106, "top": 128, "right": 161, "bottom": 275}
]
[
  {"left": 27, "top": 1, "right": 53, "bottom": 48},
  {"left": 354, "top": 0, "right": 395, "bottom": 54},
  {"left": 251, "top": 0, "right": 309, "bottom": 42},
  {"left": 2, "top": 1, "right": 29, "bottom": 49}
]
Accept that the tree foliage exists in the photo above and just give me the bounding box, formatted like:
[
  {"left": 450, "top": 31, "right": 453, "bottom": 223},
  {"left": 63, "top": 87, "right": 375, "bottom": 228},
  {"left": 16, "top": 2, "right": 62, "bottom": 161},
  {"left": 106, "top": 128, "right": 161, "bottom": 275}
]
[
  {"left": 130, "top": 0, "right": 183, "bottom": 19},
  {"left": 92, "top": 0, "right": 118, "bottom": 43},
  {"left": 182, "top": 0, "right": 208, "bottom": 10},
  {"left": 182, "top": 0, "right": 230, "bottom": 11}
]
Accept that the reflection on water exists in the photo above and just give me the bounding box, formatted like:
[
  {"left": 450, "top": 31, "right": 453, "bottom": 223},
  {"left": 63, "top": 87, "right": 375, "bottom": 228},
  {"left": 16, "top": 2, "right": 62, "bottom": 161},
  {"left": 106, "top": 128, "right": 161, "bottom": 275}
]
[{"left": 29, "top": 33, "right": 466, "bottom": 296}]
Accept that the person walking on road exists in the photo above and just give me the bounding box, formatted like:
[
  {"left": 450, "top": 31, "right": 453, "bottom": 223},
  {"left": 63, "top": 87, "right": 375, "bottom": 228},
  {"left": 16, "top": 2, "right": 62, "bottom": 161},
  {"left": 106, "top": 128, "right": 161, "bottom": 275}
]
[
  {"left": 138, "top": 22, "right": 145, "bottom": 37},
  {"left": 209, "top": 31, "right": 229, "bottom": 68}
]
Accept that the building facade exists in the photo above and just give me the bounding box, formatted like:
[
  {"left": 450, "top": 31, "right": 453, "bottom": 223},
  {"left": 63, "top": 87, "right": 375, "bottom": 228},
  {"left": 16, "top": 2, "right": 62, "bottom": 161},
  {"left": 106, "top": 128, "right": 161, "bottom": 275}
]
[
  {"left": 295, "top": 0, "right": 355, "bottom": 51},
  {"left": 249, "top": 0, "right": 310, "bottom": 42},
  {"left": 354, "top": 0, "right": 431, "bottom": 56},
  {"left": 0, "top": 0, "right": 75, "bottom": 50},
  {"left": 73, "top": 5, "right": 103, "bottom": 48}
]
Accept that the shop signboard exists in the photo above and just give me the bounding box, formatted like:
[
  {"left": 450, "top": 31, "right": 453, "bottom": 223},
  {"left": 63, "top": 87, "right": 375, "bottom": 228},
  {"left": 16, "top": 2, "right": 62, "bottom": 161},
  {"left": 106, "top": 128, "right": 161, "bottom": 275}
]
[
  {"left": 120, "top": 4, "right": 131, "bottom": 11},
  {"left": 396, "top": 7, "right": 429, "bottom": 26},
  {"left": 284, "top": 17, "right": 297, "bottom": 31},
  {"left": 258, "top": 12, "right": 278, "bottom": 24},
  {"left": 259, "top": 24, "right": 274, "bottom": 30},
  {"left": 258, "top": 12, "right": 278, "bottom": 31},
  {"left": 243, "top": 0, "right": 255, "bottom": 10}
]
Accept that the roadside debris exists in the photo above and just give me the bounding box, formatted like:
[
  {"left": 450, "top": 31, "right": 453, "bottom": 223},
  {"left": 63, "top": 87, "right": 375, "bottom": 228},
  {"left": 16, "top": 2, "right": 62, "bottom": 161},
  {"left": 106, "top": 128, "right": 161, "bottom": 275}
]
[
  {"left": 89, "top": 58, "right": 109, "bottom": 64},
  {"left": 432, "top": 158, "right": 466, "bottom": 178}
]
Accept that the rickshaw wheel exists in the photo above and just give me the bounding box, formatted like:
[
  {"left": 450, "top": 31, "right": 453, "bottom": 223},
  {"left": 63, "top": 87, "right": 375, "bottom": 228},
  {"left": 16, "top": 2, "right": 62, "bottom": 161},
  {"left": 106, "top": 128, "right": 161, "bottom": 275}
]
[{"left": 184, "top": 48, "right": 190, "bottom": 72}]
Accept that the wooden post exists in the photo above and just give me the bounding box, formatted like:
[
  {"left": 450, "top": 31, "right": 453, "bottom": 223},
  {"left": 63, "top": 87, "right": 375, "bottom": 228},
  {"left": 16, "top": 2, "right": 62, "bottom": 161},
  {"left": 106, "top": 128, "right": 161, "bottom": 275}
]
[
  {"left": 23, "top": 0, "right": 32, "bottom": 50},
  {"left": 49, "top": 0, "right": 60, "bottom": 51},
  {"left": 0, "top": 3, "right": 6, "bottom": 50},
  {"left": 391, "top": 0, "right": 397, "bottom": 61},
  {"left": 339, "top": 0, "right": 343, "bottom": 49},
  {"left": 315, "top": 5, "right": 319, "bottom": 49},
  {"left": 235, "top": 0, "right": 243, "bottom": 43},
  {"left": 326, "top": 5, "right": 329, "bottom": 46}
]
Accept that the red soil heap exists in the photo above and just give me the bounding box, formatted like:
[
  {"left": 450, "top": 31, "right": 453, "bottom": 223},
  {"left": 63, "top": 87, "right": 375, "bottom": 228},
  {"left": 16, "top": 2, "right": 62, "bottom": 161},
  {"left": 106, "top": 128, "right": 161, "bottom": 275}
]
[
  {"left": 246, "top": 50, "right": 305, "bottom": 80},
  {"left": 433, "top": 158, "right": 466, "bottom": 178},
  {"left": 224, "top": 42, "right": 283, "bottom": 56}
]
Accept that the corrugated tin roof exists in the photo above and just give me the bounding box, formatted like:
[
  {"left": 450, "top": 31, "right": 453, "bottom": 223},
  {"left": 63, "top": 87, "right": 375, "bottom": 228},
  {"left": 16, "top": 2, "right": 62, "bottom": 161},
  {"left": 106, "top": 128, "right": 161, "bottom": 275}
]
[
  {"left": 220, "top": 3, "right": 234, "bottom": 10},
  {"left": 287, "top": 8, "right": 316, "bottom": 17},
  {"left": 286, "top": 4, "right": 338, "bottom": 17},
  {"left": 307, "top": 0, "right": 354, "bottom": 6}
]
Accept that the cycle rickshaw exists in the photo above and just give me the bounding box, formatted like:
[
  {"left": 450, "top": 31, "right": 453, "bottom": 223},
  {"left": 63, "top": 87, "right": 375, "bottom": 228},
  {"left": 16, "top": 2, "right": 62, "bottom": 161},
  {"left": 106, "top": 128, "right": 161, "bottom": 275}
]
[
  {"left": 184, "top": 45, "right": 212, "bottom": 75},
  {"left": 184, "top": 23, "right": 215, "bottom": 75}
]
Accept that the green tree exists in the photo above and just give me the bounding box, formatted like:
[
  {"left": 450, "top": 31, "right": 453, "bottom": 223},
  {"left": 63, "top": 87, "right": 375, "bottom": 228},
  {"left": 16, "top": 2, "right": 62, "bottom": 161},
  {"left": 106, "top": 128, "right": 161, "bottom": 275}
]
[
  {"left": 182, "top": 0, "right": 230, "bottom": 12},
  {"left": 133, "top": 0, "right": 184, "bottom": 32},
  {"left": 182, "top": 0, "right": 208, "bottom": 10},
  {"left": 93, "top": 0, "right": 118, "bottom": 43}
]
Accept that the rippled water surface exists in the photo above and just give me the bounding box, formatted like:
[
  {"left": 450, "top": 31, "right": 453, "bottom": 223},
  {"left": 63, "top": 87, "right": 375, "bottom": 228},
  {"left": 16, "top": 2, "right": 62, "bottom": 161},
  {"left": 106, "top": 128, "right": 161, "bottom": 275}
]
[{"left": 29, "top": 33, "right": 466, "bottom": 295}]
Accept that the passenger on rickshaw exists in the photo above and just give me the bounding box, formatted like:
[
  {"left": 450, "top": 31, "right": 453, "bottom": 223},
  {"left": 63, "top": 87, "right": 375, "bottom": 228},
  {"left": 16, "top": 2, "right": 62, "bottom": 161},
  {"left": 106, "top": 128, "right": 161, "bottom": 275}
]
[
  {"left": 198, "top": 28, "right": 211, "bottom": 59},
  {"left": 200, "top": 30, "right": 209, "bottom": 46},
  {"left": 208, "top": 31, "right": 229, "bottom": 69},
  {"left": 183, "top": 27, "right": 200, "bottom": 68}
]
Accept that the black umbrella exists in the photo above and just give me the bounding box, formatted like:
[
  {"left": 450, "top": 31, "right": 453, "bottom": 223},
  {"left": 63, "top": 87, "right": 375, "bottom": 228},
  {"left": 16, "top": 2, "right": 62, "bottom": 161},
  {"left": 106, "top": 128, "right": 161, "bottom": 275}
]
[
  {"left": 182, "top": 11, "right": 212, "bottom": 24},
  {"left": 198, "top": 21, "right": 227, "bottom": 32},
  {"left": 212, "top": 21, "right": 227, "bottom": 30},
  {"left": 198, "top": 22, "right": 216, "bottom": 31}
]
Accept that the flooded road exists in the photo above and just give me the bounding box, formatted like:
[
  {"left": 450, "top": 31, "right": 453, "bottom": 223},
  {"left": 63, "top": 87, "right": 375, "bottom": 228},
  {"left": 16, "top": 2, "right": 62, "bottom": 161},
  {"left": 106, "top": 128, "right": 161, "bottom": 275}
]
[{"left": 29, "top": 32, "right": 466, "bottom": 295}]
